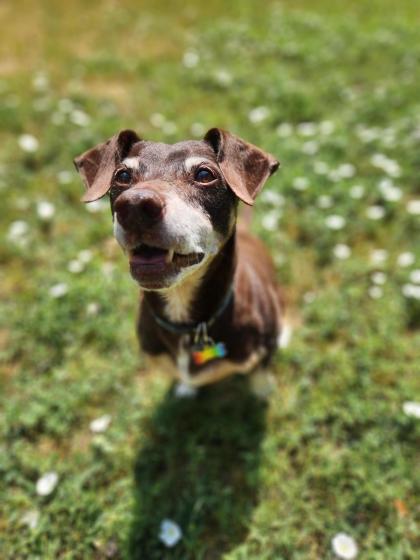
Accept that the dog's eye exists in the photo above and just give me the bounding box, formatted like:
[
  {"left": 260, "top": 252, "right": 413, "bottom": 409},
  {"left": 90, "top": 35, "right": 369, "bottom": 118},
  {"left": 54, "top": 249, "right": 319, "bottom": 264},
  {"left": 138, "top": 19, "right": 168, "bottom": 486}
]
[
  {"left": 114, "top": 168, "right": 132, "bottom": 184},
  {"left": 194, "top": 167, "right": 216, "bottom": 184}
]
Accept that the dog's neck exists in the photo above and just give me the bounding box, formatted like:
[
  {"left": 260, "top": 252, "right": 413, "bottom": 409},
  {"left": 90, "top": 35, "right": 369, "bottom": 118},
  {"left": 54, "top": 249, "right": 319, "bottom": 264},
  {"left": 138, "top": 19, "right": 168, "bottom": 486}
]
[{"left": 144, "top": 230, "right": 236, "bottom": 326}]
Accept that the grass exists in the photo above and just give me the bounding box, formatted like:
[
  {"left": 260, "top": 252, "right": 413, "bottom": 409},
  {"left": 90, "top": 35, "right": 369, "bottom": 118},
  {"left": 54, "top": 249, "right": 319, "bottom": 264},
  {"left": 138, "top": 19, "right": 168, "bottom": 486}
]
[{"left": 1, "top": 0, "right": 419, "bottom": 558}]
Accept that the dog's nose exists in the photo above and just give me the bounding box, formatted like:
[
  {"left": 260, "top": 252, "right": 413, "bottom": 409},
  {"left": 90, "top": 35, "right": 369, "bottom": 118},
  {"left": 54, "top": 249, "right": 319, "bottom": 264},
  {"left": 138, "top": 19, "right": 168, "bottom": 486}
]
[{"left": 114, "top": 190, "right": 165, "bottom": 229}]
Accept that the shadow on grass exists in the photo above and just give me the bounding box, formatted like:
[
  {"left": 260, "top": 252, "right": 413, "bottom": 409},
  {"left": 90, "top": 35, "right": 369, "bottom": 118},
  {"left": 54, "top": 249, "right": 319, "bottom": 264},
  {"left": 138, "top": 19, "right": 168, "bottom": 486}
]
[{"left": 128, "top": 376, "right": 267, "bottom": 560}]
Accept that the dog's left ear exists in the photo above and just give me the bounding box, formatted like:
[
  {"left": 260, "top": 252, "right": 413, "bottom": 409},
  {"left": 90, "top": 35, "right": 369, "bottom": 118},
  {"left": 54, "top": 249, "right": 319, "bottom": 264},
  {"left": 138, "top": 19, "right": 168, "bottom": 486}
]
[
  {"left": 204, "top": 128, "right": 279, "bottom": 206},
  {"left": 74, "top": 129, "right": 140, "bottom": 202}
]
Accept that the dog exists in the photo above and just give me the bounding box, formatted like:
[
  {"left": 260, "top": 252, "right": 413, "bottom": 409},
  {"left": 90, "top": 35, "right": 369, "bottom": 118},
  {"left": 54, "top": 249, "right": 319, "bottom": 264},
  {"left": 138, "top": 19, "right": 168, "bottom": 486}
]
[{"left": 74, "top": 128, "right": 284, "bottom": 389}]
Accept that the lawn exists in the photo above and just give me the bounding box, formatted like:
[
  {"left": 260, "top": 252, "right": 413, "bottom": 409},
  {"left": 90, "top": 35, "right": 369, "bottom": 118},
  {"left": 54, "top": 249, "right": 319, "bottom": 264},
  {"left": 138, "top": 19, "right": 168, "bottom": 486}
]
[{"left": 1, "top": 0, "right": 419, "bottom": 558}]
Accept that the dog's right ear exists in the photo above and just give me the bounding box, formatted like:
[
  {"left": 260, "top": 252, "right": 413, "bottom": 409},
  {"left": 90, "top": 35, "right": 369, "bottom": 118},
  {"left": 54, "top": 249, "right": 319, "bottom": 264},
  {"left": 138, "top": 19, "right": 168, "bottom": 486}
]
[{"left": 73, "top": 129, "right": 140, "bottom": 202}]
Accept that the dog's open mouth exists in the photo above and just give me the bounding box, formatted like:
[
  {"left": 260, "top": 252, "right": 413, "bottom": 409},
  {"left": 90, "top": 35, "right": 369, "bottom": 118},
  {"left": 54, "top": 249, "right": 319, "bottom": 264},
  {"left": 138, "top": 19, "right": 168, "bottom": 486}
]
[{"left": 128, "top": 243, "right": 204, "bottom": 284}]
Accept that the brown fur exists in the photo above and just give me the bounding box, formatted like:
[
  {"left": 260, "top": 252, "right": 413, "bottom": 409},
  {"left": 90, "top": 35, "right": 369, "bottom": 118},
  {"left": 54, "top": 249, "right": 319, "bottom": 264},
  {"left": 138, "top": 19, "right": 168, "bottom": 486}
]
[{"left": 74, "top": 128, "right": 284, "bottom": 386}]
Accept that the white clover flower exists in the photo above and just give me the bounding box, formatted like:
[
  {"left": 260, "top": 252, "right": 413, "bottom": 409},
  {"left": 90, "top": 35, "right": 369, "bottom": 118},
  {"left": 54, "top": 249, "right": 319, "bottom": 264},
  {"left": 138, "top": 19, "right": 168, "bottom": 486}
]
[
  {"left": 182, "top": 50, "right": 199, "bottom": 68},
  {"left": 337, "top": 163, "right": 356, "bottom": 179},
  {"left": 317, "top": 195, "right": 333, "bottom": 209},
  {"left": 406, "top": 200, "right": 420, "bottom": 215},
  {"left": 349, "top": 185, "right": 365, "bottom": 199},
  {"left": 319, "top": 120, "right": 335, "bottom": 135},
  {"left": 411, "top": 127, "right": 420, "bottom": 141},
  {"left": 409, "top": 269, "right": 420, "bottom": 284},
  {"left": 262, "top": 210, "right": 280, "bottom": 231},
  {"left": 85, "top": 199, "right": 107, "bottom": 213},
  {"left": 49, "top": 283, "right": 68, "bottom": 298},
  {"left": 292, "top": 177, "right": 309, "bottom": 191},
  {"left": 174, "top": 382, "right": 198, "bottom": 398},
  {"left": 78, "top": 249, "right": 93, "bottom": 263},
  {"left": 33, "top": 98, "right": 50, "bottom": 112},
  {"left": 313, "top": 160, "right": 329, "bottom": 175},
  {"left": 248, "top": 106, "right": 270, "bottom": 124},
  {"left": 57, "top": 170, "right": 73, "bottom": 184},
  {"left": 378, "top": 178, "right": 393, "bottom": 190},
  {"left": 89, "top": 414, "right": 112, "bottom": 433},
  {"left": 325, "top": 215, "right": 346, "bottom": 230},
  {"left": 397, "top": 252, "right": 415, "bottom": 267},
  {"left": 369, "top": 286, "right": 383, "bottom": 299},
  {"left": 331, "top": 532, "right": 358, "bottom": 559},
  {"left": 274, "top": 253, "right": 285, "bottom": 266},
  {"left": 383, "top": 186, "right": 402, "bottom": 201},
  {"left": 190, "top": 122, "right": 205, "bottom": 137},
  {"left": 276, "top": 123, "right": 293, "bottom": 137},
  {"left": 402, "top": 401, "right": 420, "bottom": 419},
  {"left": 21, "top": 510, "right": 40, "bottom": 529},
  {"left": 366, "top": 205, "right": 385, "bottom": 220},
  {"left": 370, "top": 153, "right": 400, "bottom": 177},
  {"left": 18, "top": 134, "right": 39, "bottom": 153},
  {"left": 333, "top": 244, "right": 351, "bottom": 260},
  {"left": 7, "top": 220, "right": 29, "bottom": 242},
  {"left": 401, "top": 284, "right": 420, "bottom": 300},
  {"left": 356, "top": 125, "right": 379, "bottom": 143},
  {"left": 328, "top": 169, "right": 341, "bottom": 182},
  {"left": 68, "top": 259, "right": 84, "bottom": 273},
  {"left": 15, "top": 197, "right": 30, "bottom": 210},
  {"left": 371, "top": 272, "right": 387, "bottom": 285},
  {"left": 303, "top": 291, "right": 316, "bottom": 304},
  {"left": 58, "top": 98, "right": 74, "bottom": 113},
  {"left": 162, "top": 121, "right": 177, "bottom": 135},
  {"left": 51, "top": 112, "right": 65, "bottom": 125},
  {"left": 86, "top": 302, "right": 100, "bottom": 316},
  {"left": 150, "top": 113, "right": 166, "bottom": 128},
  {"left": 385, "top": 161, "right": 400, "bottom": 177},
  {"left": 37, "top": 201, "right": 55, "bottom": 221},
  {"left": 261, "top": 190, "right": 285, "bottom": 206},
  {"left": 378, "top": 178, "right": 402, "bottom": 201},
  {"left": 36, "top": 472, "right": 59, "bottom": 496},
  {"left": 159, "top": 519, "right": 182, "bottom": 547},
  {"left": 70, "top": 109, "right": 91, "bottom": 127},
  {"left": 302, "top": 140, "right": 319, "bottom": 155},
  {"left": 370, "top": 249, "right": 388, "bottom": 264},
  {"left": 214, "top": 69, "right": 233, "bottom": 86},
  {"left": 344, "top": 90, "right": 356, "bottom": 102},
  {"left": 102, "top": 262, "right": 115, "bottom": 277},
  {"left": 382, "top": 133, "right": 396, "bottom": 149},
  {"left": 33, "top": 73, "right": 49, "bottom": 91},
  {"left": 370, "top": 153, "right": 387, "bottom": 167},
  {"left": 297, "top": 122, "right": 317, "bottom": 136}
]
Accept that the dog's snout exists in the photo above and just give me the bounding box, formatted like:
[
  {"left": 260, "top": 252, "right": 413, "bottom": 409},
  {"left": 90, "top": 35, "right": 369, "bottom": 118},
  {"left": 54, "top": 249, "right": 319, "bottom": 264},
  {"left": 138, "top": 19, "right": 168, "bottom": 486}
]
[{"left": 115, "top": 189, "right": 165, "bottom": 229}]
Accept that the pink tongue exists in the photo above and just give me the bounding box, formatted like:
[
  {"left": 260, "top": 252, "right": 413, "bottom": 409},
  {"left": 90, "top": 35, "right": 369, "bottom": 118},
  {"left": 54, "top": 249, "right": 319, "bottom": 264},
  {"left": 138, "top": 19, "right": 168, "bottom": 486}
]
[{"left": 130, "top": 246, "right": 168, "bottom": 265}]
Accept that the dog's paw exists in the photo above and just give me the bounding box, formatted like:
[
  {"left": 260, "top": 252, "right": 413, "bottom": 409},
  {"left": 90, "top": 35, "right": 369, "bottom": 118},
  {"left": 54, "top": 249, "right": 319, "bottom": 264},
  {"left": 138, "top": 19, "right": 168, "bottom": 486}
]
[
  {"left": 250, "top": 370, "right": 275, "bottom": 400},
  {"left": 174, "top": 382, "right": 198, "bottom": 398}
]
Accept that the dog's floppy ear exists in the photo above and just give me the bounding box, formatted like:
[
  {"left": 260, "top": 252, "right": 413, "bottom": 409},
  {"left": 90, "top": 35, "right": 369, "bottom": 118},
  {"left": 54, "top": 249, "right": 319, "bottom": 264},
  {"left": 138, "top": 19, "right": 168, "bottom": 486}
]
[
  {"left": 74, "top": 129, "right": 140, "bottom": 202},
  {"left": 204, "top": 128, "right": 279, "bottom": 206}
]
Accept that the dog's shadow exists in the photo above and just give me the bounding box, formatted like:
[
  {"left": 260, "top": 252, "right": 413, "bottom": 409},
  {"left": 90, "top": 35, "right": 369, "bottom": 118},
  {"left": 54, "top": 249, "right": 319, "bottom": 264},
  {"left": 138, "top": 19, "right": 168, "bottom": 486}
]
[{"left": 128, "top": 377, "right": 267, "bottom": 559}]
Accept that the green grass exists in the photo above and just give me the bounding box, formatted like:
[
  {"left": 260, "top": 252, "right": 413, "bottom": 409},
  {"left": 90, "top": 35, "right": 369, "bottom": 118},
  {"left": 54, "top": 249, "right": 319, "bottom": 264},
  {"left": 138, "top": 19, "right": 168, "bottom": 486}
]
[{"left": 1, "top": 1, "right": 419, "bottom": 558}]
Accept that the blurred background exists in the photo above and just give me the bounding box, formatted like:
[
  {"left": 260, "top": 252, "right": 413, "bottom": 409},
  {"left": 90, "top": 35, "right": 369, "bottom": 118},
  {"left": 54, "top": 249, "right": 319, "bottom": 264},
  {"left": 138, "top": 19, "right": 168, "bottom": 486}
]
[{"left": 1, "top": 1, "right": 419, "bottom": 558}]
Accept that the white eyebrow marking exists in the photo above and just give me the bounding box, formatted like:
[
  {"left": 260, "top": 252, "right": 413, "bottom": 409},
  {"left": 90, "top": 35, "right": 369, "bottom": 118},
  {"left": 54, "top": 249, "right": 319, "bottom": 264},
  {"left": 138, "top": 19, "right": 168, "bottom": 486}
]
[
  {"left": 184, "top": 156, "right": 212, "bottom": 171},
  {"left": 122, "top": 157, "right": 140, "bottom": 169}
]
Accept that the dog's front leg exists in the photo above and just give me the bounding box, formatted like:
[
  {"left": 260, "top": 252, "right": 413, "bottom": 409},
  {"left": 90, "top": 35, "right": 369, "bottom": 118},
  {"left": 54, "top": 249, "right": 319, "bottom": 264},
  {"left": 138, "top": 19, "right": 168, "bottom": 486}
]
[{"left": 185, "top": 349, "right": 265, "bottom": 387}]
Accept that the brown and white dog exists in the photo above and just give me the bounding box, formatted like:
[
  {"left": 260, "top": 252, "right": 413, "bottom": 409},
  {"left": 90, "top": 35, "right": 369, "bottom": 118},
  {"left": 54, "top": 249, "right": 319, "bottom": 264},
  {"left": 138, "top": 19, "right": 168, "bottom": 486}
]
[{"left": 74, "top": 128, "right": 284, "bottom": 390}]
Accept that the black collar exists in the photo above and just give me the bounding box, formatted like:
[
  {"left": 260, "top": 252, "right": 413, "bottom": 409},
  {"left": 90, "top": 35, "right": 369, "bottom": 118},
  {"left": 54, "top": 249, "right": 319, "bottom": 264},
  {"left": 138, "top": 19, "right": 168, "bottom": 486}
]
[{"left": 148, "top": 287, "right": 234, "bottom": 335}]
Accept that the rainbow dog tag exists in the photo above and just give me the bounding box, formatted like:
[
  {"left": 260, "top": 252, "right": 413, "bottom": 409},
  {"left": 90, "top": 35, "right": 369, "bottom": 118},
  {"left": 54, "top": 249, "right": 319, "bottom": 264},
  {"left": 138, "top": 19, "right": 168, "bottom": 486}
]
[
  {"left": 190, "top": 322, "right": 227, "bottom": 366},
  {"left": 191, "top": 342, "right": 227, "bottom": 366}
]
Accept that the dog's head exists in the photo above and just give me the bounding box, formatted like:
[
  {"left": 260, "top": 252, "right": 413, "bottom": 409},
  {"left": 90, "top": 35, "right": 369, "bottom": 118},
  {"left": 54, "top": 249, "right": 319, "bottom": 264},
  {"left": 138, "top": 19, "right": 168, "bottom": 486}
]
[{"left": 74, "top": 128, "right": 279, "bottom": 290}]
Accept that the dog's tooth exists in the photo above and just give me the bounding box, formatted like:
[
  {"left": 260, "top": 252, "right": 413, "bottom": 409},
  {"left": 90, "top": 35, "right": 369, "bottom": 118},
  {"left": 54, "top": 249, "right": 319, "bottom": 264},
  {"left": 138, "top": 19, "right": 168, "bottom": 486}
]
[{"left": 166, "top": 249, "right": 174, "bottom": 263}]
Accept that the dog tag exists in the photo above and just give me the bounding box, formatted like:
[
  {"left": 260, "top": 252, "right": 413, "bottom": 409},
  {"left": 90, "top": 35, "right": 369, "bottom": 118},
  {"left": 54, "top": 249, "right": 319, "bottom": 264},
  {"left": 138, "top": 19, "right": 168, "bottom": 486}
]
[
  {"left": 189, "top": 322, "right": 227, "bottom": 367},
  {"left": 191, "top": 341, "right": 227, "bottom": 366}
]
